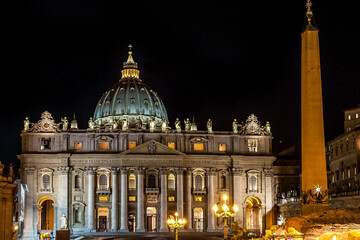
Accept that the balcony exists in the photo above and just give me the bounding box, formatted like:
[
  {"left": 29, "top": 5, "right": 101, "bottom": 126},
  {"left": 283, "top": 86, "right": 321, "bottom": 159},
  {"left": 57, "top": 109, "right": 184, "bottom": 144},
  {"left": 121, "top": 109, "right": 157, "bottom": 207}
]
[
  {"left": 145, "top": 188, "right": 160, "bottom": 194},
  {"left": 192, "top": 187, "right": 207, "bottom": 195},
  {"left": 96, "top": 187, "right": 111, "bottom": 195}
]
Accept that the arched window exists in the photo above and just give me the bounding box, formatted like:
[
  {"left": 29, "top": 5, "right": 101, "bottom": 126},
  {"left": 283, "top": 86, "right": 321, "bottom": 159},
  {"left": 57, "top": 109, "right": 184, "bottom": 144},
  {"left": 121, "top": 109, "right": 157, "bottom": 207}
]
[
  {"left": 74, "top": 209, "right": 81, "bottom": 223},
  {"left": 42, "top": 174, "right": 50, "bottom": 189},
  {"left": 354, "top": 165, "right": 357, "bottom": 176},
  {"left": 129, "top": 174, "right": 136, "bottom": 189},
  {"left": 75, "top": 175, "right": 81, "bottom": 189},
  {"left": 148, "top": 174, "right": 156, "bottom": 188},
  {"left": 195, "top": 175, "right": 203, "bottom": 190},
  {"left": 220, "top": 175, "right": 226, "bottom": 189},
  {"left": 347, "top": 168, "right": 351, "bottom": 178},
  {"left": 249, "top": 175, "right": 257, "bottom": 192},
  {"left": 168, "top": 174, "right": 175, "bottom": 190},
  {"left": 99, "top": 174, "right": 107, "bottom": 189}
]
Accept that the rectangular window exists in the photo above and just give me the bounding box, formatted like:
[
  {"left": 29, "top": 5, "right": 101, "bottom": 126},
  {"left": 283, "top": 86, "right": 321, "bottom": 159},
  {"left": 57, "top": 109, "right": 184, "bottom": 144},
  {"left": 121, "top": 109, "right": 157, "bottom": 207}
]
[
  {"left": 98, "top": 142, "right": 109, "bottom": 150},
  {"left": 219, "top": 144, "right": 226, "bottom": 152},
  {"left": 168, "top": 142, "right": 175, "bottom": 149},
  {"left": 356, "top": 113, "right": 359, "bottom": 119},
  {"left": 248, "top": 139, "right": 258, "bottom": 152},
  {"left": 129, "top": 141, "right": 136, "bottom": 149},
  {"left": 74, "top": 142, "right": 82, "bottom": 150},
  {"left": 168, "top": 196, "right": 175, "bottom": 202},
  {"left": 129, "top": 196, "right": 136, "bottom": 202},
  {"left": 194, "top": 143, "right": 204, "bottom": 151},
  {"left": 195, "top": 196, "right": 202, "bottom": 202},
  {"left": 40, "top": 138, "right": 51, "bottom": 150},
  {"left": 99, "top": 196, "right": 108, "bottom": 201}
]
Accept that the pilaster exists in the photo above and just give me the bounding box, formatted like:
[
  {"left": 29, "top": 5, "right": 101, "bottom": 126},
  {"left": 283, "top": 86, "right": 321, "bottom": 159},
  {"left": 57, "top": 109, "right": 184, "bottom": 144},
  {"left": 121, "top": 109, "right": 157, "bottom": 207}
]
[{"left": 159, "top": 168, "right": 168, "bottom": 232}]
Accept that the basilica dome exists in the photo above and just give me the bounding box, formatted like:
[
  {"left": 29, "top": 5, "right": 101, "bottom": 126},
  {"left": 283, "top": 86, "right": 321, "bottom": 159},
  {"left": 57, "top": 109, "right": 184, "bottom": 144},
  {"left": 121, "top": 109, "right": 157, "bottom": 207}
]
[{"left": 93, "top": 49, "right": 168, "bottom": 127}]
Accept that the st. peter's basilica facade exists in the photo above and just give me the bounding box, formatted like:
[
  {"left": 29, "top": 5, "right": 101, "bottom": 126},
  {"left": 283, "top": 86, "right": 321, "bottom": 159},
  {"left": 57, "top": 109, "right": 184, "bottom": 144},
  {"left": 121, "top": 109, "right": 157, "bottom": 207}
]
[{"left": 19, "top": 50, "right": 275, "bottom": 239}]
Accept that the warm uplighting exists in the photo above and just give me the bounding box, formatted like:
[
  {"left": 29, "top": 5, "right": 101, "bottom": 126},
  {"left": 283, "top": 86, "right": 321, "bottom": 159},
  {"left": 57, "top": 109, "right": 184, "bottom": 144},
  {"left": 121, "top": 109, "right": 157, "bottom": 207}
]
[
  {"left": 167, "top": 211, "right": 186, "bottom": 240},
  {"left": 333, "top": 236, "right": 336, "bottom": 240},
  {"left": 213, "top": 194, "right": 238, "bottom": 240},
  {"left": 13, "top": 225, "right": 18, "bottom": 231}
]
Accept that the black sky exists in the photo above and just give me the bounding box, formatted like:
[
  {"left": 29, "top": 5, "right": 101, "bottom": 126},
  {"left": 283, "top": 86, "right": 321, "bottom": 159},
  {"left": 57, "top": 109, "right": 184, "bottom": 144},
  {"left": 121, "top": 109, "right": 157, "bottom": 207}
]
[{"left": 2, "top": 0, "right": 359, "bottom": 168}]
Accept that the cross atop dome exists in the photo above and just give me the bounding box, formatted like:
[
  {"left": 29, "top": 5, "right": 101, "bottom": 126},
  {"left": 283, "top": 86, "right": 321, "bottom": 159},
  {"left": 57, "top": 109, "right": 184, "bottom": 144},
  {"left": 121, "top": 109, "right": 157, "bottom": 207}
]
[{"left": 305, "top": 0, "right": 313, "bottom": 23}]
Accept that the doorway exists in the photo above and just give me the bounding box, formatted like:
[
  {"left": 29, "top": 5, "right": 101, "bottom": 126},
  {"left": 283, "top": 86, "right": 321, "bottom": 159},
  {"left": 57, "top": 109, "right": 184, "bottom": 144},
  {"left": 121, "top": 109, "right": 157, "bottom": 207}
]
[
  {"left": 97, "top": 207, "right": 109, "bottom": 232},
  {"left": 146, "top": 207, "right": 157, "bottom": 232},
  {"left": 128, "top": 214, "right": 136, "bottom": 232},
  {"left": 193, "top": 207, "right": 204, "bottom": 232},
  {"left": 37, "top": 197, "right": 54, "bottom": 231},
  {"left": 245, "top": 197, "right": 262, "bottom": 234}
]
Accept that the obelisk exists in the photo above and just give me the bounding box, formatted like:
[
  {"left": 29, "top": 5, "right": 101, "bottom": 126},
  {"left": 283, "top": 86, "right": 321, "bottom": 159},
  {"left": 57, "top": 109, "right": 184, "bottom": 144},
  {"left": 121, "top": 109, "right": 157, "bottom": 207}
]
[{"left": 301, "top": 0, "right": 329, "bottom": 215}]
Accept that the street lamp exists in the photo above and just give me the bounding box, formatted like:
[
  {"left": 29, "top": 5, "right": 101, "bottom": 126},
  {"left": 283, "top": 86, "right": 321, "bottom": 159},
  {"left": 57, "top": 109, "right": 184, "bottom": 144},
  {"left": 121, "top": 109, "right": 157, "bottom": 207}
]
[
  {"left": 167, "top": 212, "right": 186, "bottom": 240},
  {"left": 212, "top": 194, "right": 238, "bottom": 240}
]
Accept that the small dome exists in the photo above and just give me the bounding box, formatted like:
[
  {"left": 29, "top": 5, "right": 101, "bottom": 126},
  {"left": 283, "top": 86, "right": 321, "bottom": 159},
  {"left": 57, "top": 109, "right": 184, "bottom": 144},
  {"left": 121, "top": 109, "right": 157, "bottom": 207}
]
[{"left": 93, "top": 48, "right": 168, "bottom": 127}]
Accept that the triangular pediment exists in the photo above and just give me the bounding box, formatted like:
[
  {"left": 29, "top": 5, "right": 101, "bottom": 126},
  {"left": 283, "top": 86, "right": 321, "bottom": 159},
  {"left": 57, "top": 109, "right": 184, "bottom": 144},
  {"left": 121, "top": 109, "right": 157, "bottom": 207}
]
[{"left": 120, "top": 140, "right": 186, "bottom": 156}]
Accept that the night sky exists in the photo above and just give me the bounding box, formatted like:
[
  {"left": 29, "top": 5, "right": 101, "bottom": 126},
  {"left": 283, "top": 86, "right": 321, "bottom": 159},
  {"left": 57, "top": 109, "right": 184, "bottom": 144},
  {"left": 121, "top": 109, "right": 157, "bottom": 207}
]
[{"left": 2, "top": 0, "right": 359, "bottom": 168}]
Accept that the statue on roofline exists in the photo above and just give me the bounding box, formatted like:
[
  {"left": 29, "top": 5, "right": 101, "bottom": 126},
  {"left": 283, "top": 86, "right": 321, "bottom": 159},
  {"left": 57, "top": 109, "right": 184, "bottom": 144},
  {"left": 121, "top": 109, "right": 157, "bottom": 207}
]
[
  {"left": 61, "top": 117, "right": 69, "bottom": 131},
  {"left": 207, "top": 119, "right": 213, "bottom": 133},
  {"left": 184, "top": 118, "right": 191, "bottom": 132},
  {"left": 232, "top": 119, "right": 238, "bottom": 133},
  {"left": 23, "top": 117, "right": 30, "bottom": 132},
  {"left": 149, "top": 116, "right": 156, "bottom": 132},
  {"left": 175, "top": 118, "right": 181, "bottom": 133},
  {"left": 161, "top": 118, "right": 167, "bottom": 132},
  {"left": 88, "top": 117, "right": 95, "bottom": 130}
]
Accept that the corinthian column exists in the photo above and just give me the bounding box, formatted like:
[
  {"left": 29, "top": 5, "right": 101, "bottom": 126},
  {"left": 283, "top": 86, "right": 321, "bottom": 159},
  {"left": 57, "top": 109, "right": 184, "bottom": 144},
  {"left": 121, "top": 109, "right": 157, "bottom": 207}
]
[
  {"left": 23, "top": 167, "right": 36, "bottom": 238},
  {"left": 120, "top": 167, "right": 129, "bottom": 232},
  {"left": 111, "top": 167, "right": 119, "bottom": 231},
  {"left": 232, "top": 168, "right": 243, "bottom": 221},
  {"left": 57, "top": 166, "right": 71, "bottom": 229},
  {"left": 176, "top": 168, "right": 185, "bottom": 218},
  {"left": 136, "top": 167, "right": 145, "bottom": 232},
  {"left": 85, "top": 167, "right": 96, "bottom": 231},
  {"left": 207, "top": 168, "right": 216, "bottom": 231},
  {"left": 159, "top": 168, "right": 168, "bottom": 232},
  {"left": 185, "top": 169, "right": 192, "bottom": 230}
]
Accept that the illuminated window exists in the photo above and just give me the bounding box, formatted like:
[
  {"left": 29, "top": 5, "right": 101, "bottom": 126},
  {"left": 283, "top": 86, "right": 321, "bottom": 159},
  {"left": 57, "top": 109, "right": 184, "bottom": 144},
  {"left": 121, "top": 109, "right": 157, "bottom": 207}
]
[
  {"left": 98, "top": 142, "right": 109, "bottom": 150},
  {"left": 168, "top": 196, "right": 175, "bottom": 202},
  {"left": 129, "top": 141, "right": 136, "bottom": 149},
  {"left": 129, "top": 196, "right": 136, "bottom": 202},
  {"left": 41, "top": 138, "right": 51, "bottom": 150},
  {"left": 100, "top": 137, "right": 107, "bottom": 140},
  {"left": 219, "top": 144, "right": 226, "bottom": 152},
  {"left": 99, "top": 196, "right": 108, "bottom": 201},
  {"left": 194, "top": 143, "right": 204, "bottom": 151},
  {"left": 129, "top": 174, "right": 136, "bottom": 189},
  {"left": 74, "top": 142, "right": 82, "bottom": 150},
  {"left": 99, "top": 174, "right": 107, "bottom": 189},
  {"left": 168, "top": 142, "right": 175, "bottom": 149},
  {"left": 42, "top": 174, "right": 50, "bottom": 189},
  {"left": 195, "top": 196, "right": 202, "bottom": 202},
  {"left": 168, "top": 174, "right": 175, "bottom": 190},
  {"left": 347, "top": 168, "right": 351, "bottom": 178},
  {"left": 195, "top": 175, "right": 203, "bottom": 190},
  {"left": 248, "top": 139, "right": 258, "bottom": 152},
  {"left": 348, "top": 115, "right": 351, "bottom": 120},
  {"left": 356, "top": 113, "right": 359, "bottom": 119},
  {"left": 249, "top": 175, "right": 257, "bottom": 192}
]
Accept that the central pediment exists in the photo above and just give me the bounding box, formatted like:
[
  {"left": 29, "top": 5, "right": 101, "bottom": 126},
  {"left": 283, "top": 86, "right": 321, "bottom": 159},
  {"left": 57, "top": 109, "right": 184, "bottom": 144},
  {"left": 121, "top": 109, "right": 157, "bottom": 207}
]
[{"left": 120, "top": 140, "right": 186, "bottom": 156}]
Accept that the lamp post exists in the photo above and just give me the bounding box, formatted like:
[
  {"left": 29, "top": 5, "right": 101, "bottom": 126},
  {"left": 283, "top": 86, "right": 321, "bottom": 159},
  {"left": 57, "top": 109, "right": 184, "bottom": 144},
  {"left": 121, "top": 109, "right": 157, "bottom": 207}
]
[
  {"left": 212, "top": 194, "right": 238, "bottom": 240},
  {"left": 167, "top": 212, "right": 186, "bottom": 240}
]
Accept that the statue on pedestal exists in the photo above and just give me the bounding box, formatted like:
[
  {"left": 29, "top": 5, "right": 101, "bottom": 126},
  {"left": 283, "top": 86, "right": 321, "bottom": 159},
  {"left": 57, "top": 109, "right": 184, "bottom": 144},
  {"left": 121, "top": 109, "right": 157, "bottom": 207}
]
[
  {"left": 161, "top": 118, "right": 167, "bottom": 132},
  {"left": 232, "top": 119, "right": 238, "bottom": 133},
  {"left": 122, "top": 119, "right": 128, "bottom": 131},
  {"left": 149, "top": 116, "right": 156, "bottom": 132},
  {"left": 175, "top": 118, "right": 181, "bottom": 133},
  {"left": 265, "top": 121, "right": 271, "bottom": 135},
  {"left": 61, "top": 117, "right": 69, "bottom": 131},
  {"left": 23, "top": 117, "right": 30, "bottom": 132},
  {"left": 136, "top": 117, "right": 142, "bottom": 129},
  {"left": 207, "top": 119, "right": 213, "bottom": 133},
  {"left": 113, "top": 120, "right": 118, "bottom": 130},
  {"left": 60, "top": 213, "right": 68, "bottom": 230},
  {"left": 88, "top": 117, "right": 95, "bottom": 130},
  {"left": 184, "top": 118, "right": 191, "bottom": 132}
]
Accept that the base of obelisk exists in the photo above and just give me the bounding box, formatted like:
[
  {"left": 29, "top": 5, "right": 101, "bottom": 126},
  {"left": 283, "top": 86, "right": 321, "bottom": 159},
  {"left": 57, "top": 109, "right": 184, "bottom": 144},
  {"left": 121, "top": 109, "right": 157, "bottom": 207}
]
[
  {"left": 301, "top": 203, "right": 329, "bottom": 215},
  {"left": 56, "top": 230, "right": 70, "bottom": 240}
]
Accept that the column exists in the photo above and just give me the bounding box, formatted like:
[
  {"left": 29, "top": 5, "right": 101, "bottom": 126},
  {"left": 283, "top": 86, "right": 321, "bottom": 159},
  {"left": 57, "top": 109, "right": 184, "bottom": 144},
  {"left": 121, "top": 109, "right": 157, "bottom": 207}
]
[
  {"left": 57, "top": 166, "right": 70, "bottom": 229},
  {"left": 185, "top": 169, "right": 192, "bottom": 230},
  {"left": 264, "top": 168, "right": 274, "bottom": 230},
  {"left": 111, "top": 167, "right": 119, "bottom": 231},
  {"left": 23, "top": 167, "right": 36, "bottom": 238},
  {"left": 159, "top": 168, "right": 168, "bottom": 232},
  {"left": 136, "top": 167, "right": 145, "bottom": 232},
  {"left": 86, "top": 167, "right": 96, "bottom": 231},
  {"left": 176, "top": 168, "right": 184, "bottom": 218},
  {"left": 232, "top": 168, "right": 243, "bottom": 221},
  {"left": 120, "top": 167, "right": 129, "bottom": 232},
  {"left": 207, "top": 168, "right": 216, "bottom": 231}
]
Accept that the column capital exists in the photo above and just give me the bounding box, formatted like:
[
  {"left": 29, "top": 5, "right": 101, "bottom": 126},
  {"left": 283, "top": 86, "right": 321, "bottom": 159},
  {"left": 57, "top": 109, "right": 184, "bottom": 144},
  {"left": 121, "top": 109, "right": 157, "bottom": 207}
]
[
  {"left": 120, "top": 167, "right": 128, "bottom": 174},
  {"left": 111, "top": 167, "right": 119, "bottom": 175},
  {"left": 263, "top": 168, "right": 274, "bottom": 177},
  {"left": 186, "top": 168, "right": 192, "bottom": 176},
  {"left": 206, "top": 167, "right": 217, "bottom": 176},
  {"left": 159, "top": 167, "right": 168, "bottom": 175},
  {"left": 57, "top": 166, "right": 71, "bottom": 175},
  {"left": 175, "top": 167, "right": 186, "bottom": 175},
  {"left": 232, "top": 167, "right": 244, "bottom": 176},
  {"left": 25, "top": 166, "right": 36, "bottom": 175},
  {"left": 136, "top": 167, "right": 145, "bottom": 175},
  {"left": 85, "top": 167, "right": 96, "bottom": 175}
]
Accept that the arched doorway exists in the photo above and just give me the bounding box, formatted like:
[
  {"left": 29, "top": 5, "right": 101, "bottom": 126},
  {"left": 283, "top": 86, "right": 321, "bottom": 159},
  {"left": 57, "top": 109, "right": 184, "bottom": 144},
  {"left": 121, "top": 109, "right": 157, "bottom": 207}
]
[
  {"left": 245, "top": 197, "right": 262, "bottom": 234},
  {"left": 37, "top": 196, "right": 54, "bottom": 231},
  {"left": 193, "top": 207, "right": 204, "bottom": 232},
  {"left": 146, "top": 207, "right": 157, "bottom": 232}
]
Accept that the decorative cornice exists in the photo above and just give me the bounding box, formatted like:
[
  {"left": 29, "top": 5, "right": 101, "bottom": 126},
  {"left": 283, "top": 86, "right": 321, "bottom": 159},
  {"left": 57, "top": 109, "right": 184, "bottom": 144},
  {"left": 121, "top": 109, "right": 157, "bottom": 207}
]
[{"left": 232, "top": 167, "right": 243, "bottom": 176}]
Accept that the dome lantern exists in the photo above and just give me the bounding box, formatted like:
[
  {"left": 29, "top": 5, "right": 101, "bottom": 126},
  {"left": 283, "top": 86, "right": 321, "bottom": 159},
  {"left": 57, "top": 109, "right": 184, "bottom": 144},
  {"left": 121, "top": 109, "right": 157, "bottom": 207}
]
[{"left": 121, "top": 44, "right": 140, "bottom": 80}]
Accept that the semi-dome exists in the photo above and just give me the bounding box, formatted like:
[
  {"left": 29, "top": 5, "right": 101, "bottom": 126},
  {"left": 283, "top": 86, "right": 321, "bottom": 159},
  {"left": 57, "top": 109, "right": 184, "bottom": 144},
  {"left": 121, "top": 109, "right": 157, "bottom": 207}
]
[{"left": 93, "top": 48, "right": 168, "bottom": 127}]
